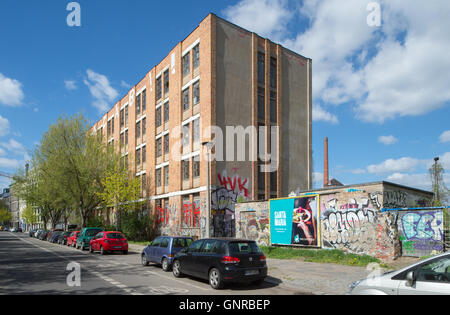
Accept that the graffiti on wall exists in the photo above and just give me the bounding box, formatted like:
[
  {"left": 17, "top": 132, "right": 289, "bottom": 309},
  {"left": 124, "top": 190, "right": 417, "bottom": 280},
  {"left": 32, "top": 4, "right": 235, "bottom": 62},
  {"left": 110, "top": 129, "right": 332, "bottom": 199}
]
[
  {"left": 383, "top": 190, "right": 432, "bottom": 209},
  {"left": 320, "top": 192, "right": 395, "bottom": 259},
  {"left": 211, "top": 171, "right": 251, "bottom": 237},
  {"left": 235, "top": 202, "right": 270, "bottom": 246},
  {"left": 155, "top": 200, "right": 207, "bottom": 238},
  {"left": 398, "top": 210, "right": 444, "bottom": 257}
]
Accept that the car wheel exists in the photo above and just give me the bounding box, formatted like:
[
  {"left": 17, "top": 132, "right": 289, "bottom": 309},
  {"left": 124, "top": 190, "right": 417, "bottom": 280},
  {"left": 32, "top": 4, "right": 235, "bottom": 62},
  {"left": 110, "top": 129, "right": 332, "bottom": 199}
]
[
  {"left": 123, "top": 250, "right": 128, "bottom": 255},
  {"left": 100, "top": 246, "right": 105, "bottom": 255},
  {"left": 172, "top": 260, "right": 183, "bottom": 278},
  {"left": 209, "top": 268, "right": 224, "bottom": 290},
  {"left": 141, "top": 254, "right": 149, "bottom": 266},
  {"left": 89, "top": 245, "right": 94, "bottom": 253},
  {"left": 251, "top": 279, "right": 265, "bottom": 286},
  {"left": 80, "top": 244, "right": 85, "bottom": 251},
  {"left": 162, "top": 258, "right": 170, "bottom": 272}
]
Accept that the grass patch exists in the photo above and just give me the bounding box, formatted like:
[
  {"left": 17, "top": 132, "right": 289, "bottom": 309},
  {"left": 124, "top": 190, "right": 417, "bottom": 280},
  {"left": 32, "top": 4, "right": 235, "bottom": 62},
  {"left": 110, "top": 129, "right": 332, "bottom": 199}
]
[{"left": 260, "top": 246, "right": 383, "bottom": 267}]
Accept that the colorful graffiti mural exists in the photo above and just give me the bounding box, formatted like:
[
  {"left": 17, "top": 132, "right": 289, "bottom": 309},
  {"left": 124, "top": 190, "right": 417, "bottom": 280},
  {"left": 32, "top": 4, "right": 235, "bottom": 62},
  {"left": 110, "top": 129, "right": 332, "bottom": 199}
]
[
  {"left": 398, "top": 210, "right": 444, "bottom": 257},
  {"left": 235, "top": 202, "right": 270, "bottom": 246},
  {"left": 320, "top": 192, "right": 396, "bottom": 260}
]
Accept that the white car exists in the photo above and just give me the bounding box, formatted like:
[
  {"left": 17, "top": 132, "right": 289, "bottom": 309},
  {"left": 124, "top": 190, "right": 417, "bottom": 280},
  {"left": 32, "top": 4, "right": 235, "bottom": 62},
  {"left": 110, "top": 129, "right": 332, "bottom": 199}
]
[{"left": 348, "top": 253, "right": 450, "bottom": 295}]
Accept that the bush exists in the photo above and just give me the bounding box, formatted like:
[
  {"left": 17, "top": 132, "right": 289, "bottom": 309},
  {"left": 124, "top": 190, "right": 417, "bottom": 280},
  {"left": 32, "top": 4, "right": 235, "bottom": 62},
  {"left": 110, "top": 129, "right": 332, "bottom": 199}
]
[{"left": 121, "top": 211, "right": 155, "bottom": 242}]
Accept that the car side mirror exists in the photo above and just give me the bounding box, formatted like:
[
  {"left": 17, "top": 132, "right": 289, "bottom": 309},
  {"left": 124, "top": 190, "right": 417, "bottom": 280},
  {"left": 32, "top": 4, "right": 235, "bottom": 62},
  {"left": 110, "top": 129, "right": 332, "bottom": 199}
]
[{"left": 406, "top": 271, "right": 416, "bottom": 287}]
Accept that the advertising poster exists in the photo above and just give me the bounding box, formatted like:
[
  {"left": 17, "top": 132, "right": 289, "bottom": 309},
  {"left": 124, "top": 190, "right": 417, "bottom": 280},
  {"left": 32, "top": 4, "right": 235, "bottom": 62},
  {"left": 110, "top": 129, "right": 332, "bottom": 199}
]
[{"left": 270, "top": 195, "right": 320, "bottom": 247}]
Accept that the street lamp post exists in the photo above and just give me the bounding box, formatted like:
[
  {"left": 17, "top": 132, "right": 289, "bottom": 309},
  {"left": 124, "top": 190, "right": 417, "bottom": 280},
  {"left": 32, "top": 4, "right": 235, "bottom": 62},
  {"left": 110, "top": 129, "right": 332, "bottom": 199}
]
[
  {"left": 202, "top": 141, "right": 214, "bottom": 238},
  {"left": 434, "top": 157, "right": 440, "bottom": 204}
]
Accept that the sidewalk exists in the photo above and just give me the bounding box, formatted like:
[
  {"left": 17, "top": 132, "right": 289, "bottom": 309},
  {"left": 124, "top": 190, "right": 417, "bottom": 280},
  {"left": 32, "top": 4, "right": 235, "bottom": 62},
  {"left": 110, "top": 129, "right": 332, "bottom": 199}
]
[{"left": 129, "top": 243, "right": 372, "bottom": 295}]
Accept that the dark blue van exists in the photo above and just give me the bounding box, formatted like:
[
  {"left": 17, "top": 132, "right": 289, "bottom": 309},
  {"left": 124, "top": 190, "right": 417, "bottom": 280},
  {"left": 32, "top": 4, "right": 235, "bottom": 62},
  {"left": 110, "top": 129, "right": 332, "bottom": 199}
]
[{"left": 141, "top": 236, "right": 193, "bottom": 271}]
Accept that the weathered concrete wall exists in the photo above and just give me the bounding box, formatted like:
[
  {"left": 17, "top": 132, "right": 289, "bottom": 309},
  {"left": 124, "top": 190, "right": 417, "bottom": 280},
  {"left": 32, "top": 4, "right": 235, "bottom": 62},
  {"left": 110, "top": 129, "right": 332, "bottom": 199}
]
[
  {"left": 235, "top": 201, "right": 270, "bottom": 246},
  {"left": 236, "top": 182, "right": 436, "bottom": 260}
]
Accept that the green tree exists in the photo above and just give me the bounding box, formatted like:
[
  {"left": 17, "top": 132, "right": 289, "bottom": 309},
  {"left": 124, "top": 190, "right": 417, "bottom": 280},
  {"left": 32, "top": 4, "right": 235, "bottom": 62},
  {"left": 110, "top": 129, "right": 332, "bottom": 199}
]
[
  {"left": 21, "top": 206, "right": 39, "bottom": 227},
  {"left": 97, "top": 164, "right": 143, "bottom": 230},
  {"left": 429, "top": 158, "right": 450, "bottom": 206},
  {"left": 0, "top": 202, "right": 12, "bottom": 224}
]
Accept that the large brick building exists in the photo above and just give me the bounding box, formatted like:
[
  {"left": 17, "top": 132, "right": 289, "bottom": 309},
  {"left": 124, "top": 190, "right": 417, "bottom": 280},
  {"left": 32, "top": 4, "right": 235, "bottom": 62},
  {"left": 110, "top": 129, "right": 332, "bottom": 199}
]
[{"left": 91, "top": 13, "right": 312, "bottom": 238}]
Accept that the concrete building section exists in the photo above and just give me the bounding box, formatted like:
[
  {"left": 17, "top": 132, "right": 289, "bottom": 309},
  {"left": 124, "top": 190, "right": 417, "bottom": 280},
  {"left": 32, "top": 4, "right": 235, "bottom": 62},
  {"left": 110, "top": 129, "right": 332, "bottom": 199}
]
[
  {"left": 236, "top": 181, "right": 436, "bottom": 261},
  {"left": 90, "top": 13, "right": 312, "bottom": 238}
]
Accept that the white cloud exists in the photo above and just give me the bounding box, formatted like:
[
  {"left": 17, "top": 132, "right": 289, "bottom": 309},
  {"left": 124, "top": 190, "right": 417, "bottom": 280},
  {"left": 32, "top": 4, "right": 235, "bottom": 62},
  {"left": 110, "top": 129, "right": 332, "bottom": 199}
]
[
  {"left": 83, "top": 69, "right": 119, "bottom": 113},
  {"left": 312, "top": 104, "right": 339, "bottom": 124},
  {"left": 0, "top": 115, "right": 10, "bottom": 137},
  {"left": 350, "top": 168, "right": 366, "bottom": 175},
  {"left": 378, "top": 135, "right": 398, "bottom": 145},
  {"left": 0, "top": 157, "right": 21, "bottom": 169},
  {"left": 225, "top": 0, "right": 450, "bottom": 123},
  {"left": 386, "top": 173, "right": 432, "bottom": 191},
  {"left": 0, "top": 139, "right": 27, "bottom": 156},
  {"left": 0, "top": 73, "right": 24, "bottom": 106},
  {"left": 367, "top": 157, "right": 422, "bottom": 174},
  {"left": 312, "top": 171, "right": 323, "bottom": 188},
  {"left": 439, "top": 131, "right": 450, "bottom": 143},
  {"left": 120, "top": 80, "right": 132, "bottom": 89},
  {"left": 223, "top": 0, "right": 294, "bottom": 40},
  {"left": 64, "top": 80, "right": 77, "bottom": 91}
]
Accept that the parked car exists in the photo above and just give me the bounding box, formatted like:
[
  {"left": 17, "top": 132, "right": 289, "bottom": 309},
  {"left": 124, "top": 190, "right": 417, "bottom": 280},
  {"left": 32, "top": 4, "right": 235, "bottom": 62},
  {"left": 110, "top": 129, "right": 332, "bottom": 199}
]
[
  {"left": 29, "top": 229, "right": 38, "bottom": 237},
  {"left": 38, "top": 230, "right": 49, "bottom": 240},
  {"left": 347, "top": 252, "right": 450, "bottom": 295},
  {"left": 49, "top": 231, "right": 64, "bottom": 243},
  {"left": 142, "top": 236, "right": 193, "bottom": 271},
  {"left": 76, "top": 227, "right": 104, "bottom": 251},
  {"left": 57, "top": 232, "right": 71, "bottom": 245},
  {"left": 172, "top": 238, "right": 267, "bottom": 289},
  {"left": 89, "top": 231, "right": 128, "bottom": 255},
  {"left": 67, "top": 231, "right": 80, "bottom": 247}
]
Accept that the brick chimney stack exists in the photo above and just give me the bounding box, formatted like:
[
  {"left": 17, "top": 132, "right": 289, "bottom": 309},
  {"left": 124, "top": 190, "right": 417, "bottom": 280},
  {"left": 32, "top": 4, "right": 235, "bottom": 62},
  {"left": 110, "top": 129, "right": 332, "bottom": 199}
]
[{"left": 324, "top": 137, "right": 329, "bottom": 188}]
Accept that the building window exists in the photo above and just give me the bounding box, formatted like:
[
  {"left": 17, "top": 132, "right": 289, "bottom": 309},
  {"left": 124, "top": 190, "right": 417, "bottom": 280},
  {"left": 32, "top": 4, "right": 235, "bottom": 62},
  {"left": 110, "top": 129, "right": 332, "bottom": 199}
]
[
  {"left": 193, "top": 44, "right": 200, "bottom": 69},
  {"left": 193, "top": 118, "right": 200, "bottom": 145},
  {"left": 142, "top": 145, "right": 146, "bottom": 164},
  {"left": 258, "top": 52, "right": 265, "bottom": 85},
  {"left": 182, "top": 88, "right": 190, "bottom": 111},
  {"left": 193, "top": 158, "right": 200, "bottom": 178},
  {"left": 156, "top": 76, "right": 162, "bottom": 100},
  {"left": 120, "top": 133, "right": 124, "bottom": 148},
  {"left": 258, "top": 162, "right": 265, "bottom": 191},
  {"left": 125, "top": 130, "right": 128, "bottom": 147},
  {"left": 164, "top": 134, "right": 170, "bottom": 155},
  {"left": 270, "top": 171, "right": 277, "bottom": 192},
  {"left": 164, "top": 102, "right": 170, "bottom": 123},
  {"left": 125, "top": 105, "right": 129, "bottom": 127},
  {"left": 258, "top": 87, "right": 265, "bottom": 121},
  {"left": 163, "top": 70, "right": 169, "bottom": 95},
  {"left": 182, "top": 160, "right": 190, "bottom": 181},
  {"left": 183, "top": 52, "right": 190, "bottom": 76},
  {"left": 136, "top": 93, "right": 141, "bottom": 116},
  {"left": 136, "top": 121, "right": 141, "bottom": 141},
  {"left": 164, "top": 166, "right": 169, "bottom": 186},
  {"left": 120, "top": 108, "right": 124, "bottom": 129},
  {"left": 142, "top": 173, "right": 147, "bottom": 194},
  {"left": 156, "top": 138, "right": 162, "bottom": 158},
  {"left": 111, "top": 117, "right": 114, "bottom": 135},
  {"left": 156, "top": 107, "right": 162, "bottom": 127},
  {"left": 156, "top": 169, "right": 162, "bottom": 188},
  {"left": 142, "top": 89, "right": 147, "bottom": 112},
  {"left": 270, "top": 91, "right": 277, "bottom": 123},
  {"left": 136, "top": 148, "right": 141, "bottom": 166},
  {"left": 270, "top": 57, "right": 277, "bottom": 89},
  {"left": 192, "top": 81, "right": 200, "bottom": 106},
  {"left": 182, "top": 124, "right": 190, "bottom": 152},
  {"left": 142, "top": 117, "right": 146, "bottom": 138},
  {"left": 107, "top": 120, "right": 111, "bottom": 138}
]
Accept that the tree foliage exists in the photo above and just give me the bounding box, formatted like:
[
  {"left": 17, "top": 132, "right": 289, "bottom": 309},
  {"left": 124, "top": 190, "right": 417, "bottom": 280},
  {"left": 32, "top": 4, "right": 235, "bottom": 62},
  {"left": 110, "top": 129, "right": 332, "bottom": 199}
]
[{"left": 429, "top": 160, "right": 450, "bottom": 206}]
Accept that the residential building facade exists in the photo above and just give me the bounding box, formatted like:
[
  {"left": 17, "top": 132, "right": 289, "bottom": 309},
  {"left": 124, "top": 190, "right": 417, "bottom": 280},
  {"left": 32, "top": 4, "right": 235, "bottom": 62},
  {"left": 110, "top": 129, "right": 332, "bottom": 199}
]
[{"left": 91, "top": 13, "right": 312, "bottom": 238}]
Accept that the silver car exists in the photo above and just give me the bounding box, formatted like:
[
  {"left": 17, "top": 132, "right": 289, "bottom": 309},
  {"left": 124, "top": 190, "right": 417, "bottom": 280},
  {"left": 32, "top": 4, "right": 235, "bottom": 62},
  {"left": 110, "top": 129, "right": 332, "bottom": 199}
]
[{"left": 348, "top": 253, "right": 450, "bottom": 295}]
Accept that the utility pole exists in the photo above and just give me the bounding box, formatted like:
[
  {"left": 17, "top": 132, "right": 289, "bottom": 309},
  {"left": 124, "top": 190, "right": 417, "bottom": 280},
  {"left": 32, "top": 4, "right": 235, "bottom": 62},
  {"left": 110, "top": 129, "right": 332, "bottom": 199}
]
[{"left": 434, "top": 157, "right": 440, "bottom": 204}]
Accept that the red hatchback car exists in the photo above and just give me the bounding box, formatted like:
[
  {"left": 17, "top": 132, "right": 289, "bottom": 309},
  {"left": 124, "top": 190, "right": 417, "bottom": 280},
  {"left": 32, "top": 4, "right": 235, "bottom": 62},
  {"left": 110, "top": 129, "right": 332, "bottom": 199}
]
[
  {"left": 89, "top": 231, "right": 128, "bottom": 255},
  {"left": 67, "top": 231, "right": 80, "bottom": 247}
]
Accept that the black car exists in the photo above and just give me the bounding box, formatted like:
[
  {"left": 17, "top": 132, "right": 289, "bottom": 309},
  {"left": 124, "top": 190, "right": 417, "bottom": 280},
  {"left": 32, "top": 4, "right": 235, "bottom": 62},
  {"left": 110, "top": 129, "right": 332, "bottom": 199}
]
[
  {"left": 49, "top": 231, "right": 64, "bottom": 243},
  {"left": 172, "top": 238, "right": 267, "bottom": 289},
  {"left": 38, "top": 230, "right": 49, "bottom": 240}
]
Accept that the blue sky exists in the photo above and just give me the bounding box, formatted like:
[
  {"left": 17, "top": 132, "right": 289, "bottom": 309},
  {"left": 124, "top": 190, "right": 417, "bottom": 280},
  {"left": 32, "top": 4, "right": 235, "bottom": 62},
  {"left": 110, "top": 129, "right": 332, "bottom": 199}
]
[{"left": 0, "top": 0, "right": 450, "bottom": 194}]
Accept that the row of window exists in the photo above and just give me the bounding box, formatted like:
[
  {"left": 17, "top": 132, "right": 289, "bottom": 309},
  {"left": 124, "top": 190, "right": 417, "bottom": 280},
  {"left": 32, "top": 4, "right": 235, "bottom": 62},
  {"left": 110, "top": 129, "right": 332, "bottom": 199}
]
[{"left": 183, "top": 44, "right": 200, "bottom": 77}]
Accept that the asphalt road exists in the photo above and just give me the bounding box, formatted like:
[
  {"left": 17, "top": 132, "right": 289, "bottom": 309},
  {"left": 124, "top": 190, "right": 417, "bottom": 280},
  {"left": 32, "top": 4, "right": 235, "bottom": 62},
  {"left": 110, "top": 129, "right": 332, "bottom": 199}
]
[{"left": 0, "top": 232, "right": 302, "bottom": 295}]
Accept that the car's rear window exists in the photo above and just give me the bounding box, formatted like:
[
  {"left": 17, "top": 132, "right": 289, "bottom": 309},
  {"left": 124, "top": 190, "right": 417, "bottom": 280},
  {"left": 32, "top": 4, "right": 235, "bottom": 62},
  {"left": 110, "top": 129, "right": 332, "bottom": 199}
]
[
  {"left": 106, "top": 233, "right": 125, "bottom": 239},
  {"left": 85, "top": 229, "right": 102, "bottom": 237},
  {"left": 172, "top": 238, "right": 193, "bottom": 248},
  {"left": 228, "top": 242, "right": 262, "bottom": 254}
]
